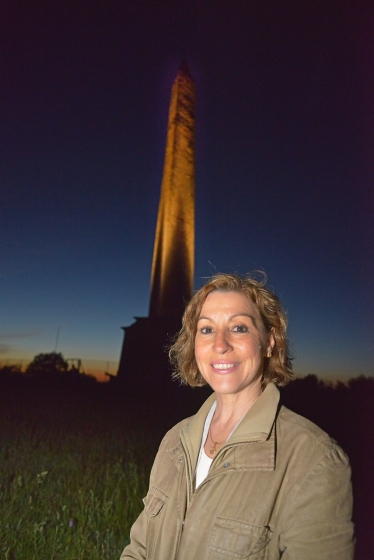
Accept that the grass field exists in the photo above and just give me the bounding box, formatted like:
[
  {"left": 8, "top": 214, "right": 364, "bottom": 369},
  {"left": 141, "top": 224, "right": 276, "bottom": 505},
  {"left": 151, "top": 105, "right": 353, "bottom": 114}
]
[
  {"left": 1, "top": 375, "right": 374, "bottom": 559},
  {"left": 0, "top": 382, "right": 159, "bottom": 560}
]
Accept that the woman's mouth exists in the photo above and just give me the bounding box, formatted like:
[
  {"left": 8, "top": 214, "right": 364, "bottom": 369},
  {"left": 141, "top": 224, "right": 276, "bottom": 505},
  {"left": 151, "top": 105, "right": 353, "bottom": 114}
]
[{"left": 211, "top": 362, "right": 239, "bottom": 372}]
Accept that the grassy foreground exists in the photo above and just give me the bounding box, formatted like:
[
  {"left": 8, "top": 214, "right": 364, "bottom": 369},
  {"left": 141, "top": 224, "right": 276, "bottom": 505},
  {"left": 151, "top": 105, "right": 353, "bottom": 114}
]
[
  {"left": 0, "top": 385, "right": 157, "bottom": 560},
  {"left": 2, "top": 375, "right": 374, "bottom": 558}
]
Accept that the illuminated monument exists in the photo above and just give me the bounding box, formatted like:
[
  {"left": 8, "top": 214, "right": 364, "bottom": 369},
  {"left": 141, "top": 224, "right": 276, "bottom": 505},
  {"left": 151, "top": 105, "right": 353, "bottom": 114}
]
[
  {"left": 116, "top": 62, "right": 195, "bottom": 392},
  {"left": 149, "top": 61, "right": 195, "bottom": 317}
]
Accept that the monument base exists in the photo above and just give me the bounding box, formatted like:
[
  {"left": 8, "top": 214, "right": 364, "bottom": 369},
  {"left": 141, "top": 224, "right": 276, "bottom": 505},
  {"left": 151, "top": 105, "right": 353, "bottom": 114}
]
[{"left": 113, "top": 316, "right": 212, "bottom": 410}]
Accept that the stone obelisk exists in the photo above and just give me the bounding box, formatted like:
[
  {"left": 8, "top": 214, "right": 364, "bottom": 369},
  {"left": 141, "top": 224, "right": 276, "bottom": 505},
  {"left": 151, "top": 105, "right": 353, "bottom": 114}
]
[
  {"left": 116, "top": 62, "right": 195, "bottom": 391},
  {"left": 149, "top": 61, "right": 195, "bottom": 317}
]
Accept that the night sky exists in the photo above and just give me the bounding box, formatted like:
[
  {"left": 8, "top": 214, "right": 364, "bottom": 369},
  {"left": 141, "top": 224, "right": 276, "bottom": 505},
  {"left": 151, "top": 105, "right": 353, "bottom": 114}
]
[{"left": 1, "top": 0, "right": 373, "bottom": 381}]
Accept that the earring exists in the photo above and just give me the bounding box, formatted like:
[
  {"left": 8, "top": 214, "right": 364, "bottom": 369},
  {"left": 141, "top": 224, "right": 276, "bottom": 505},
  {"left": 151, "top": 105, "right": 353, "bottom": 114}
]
[{"left": 267, "top": 349, "right": 272, "bottom": 358}]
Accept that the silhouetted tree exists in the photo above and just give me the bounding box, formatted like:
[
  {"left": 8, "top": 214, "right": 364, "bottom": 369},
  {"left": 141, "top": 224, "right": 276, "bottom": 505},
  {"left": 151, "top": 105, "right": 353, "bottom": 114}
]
[
  {"left": 0, "top": 364, "right": 23, "bottom": 378},
  {"left": 26, "top": 352, "right": 68, "bottom": 377}
]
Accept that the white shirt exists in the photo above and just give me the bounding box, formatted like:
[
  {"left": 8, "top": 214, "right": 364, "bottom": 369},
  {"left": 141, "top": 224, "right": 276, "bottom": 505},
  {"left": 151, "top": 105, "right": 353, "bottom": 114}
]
[
  {"left": 195, "top": 402, "right": 216, "bottom": 489},
  {"left": 195, "top": 401, "right": 246, "bottom": 489}
]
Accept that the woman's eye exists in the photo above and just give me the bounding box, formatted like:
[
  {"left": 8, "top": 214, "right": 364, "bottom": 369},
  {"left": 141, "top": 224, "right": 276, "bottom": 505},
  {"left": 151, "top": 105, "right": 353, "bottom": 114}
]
[
  {"left": 200, "top": 326, "right": 213, "bottom": 334},
  {"left": 232, "top": 325, "right": 249, "bottom": 333}
]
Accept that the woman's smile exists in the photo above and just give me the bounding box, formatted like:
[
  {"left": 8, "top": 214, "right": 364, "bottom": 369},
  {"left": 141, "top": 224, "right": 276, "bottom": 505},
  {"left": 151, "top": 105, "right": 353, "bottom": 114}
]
[{"left": 211, "top": 362, "right": 239, "bottom": 371}]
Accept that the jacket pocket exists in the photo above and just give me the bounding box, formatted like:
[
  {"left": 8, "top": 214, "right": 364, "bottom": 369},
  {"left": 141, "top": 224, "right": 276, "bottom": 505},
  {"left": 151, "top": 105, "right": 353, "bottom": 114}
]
[
  {"left": 209, "top": 517, "right": 272, "bottom": 558},
  {"left": 144, "top": 486, "right": 168, "bottom": 517},
  {"left": 143, "top": 486, "right": 169, "bottom": 559}
]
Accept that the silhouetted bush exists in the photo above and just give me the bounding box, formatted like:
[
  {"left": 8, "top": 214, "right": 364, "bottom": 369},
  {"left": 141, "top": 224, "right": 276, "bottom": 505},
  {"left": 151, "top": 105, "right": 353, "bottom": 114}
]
[
  {"left": 0, "top": 364, "right": 23, "bottom": 379},
  {"left": 25, "top": 352, "right": 68, "bottom": 377}
]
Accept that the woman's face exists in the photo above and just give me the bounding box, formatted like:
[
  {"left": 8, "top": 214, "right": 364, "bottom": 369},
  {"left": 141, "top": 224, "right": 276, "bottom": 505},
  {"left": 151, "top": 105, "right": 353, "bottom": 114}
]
[{"left": 195, "top": 290, "right": 274, "bottom": 397}]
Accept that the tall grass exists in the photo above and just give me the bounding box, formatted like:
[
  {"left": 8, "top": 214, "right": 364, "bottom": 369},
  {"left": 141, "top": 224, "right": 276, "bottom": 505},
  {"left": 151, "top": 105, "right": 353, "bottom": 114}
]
[
  {"left": 0, "top": 383, "right": 158, "bottom": 560},
  {"left": 1, "top": 375, "right": 374, "bottom": 558}
]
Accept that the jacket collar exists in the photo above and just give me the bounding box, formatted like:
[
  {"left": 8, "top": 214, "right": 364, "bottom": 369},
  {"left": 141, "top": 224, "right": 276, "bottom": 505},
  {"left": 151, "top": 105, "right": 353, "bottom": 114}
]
[
  {"left": 229, "top": 382, "right": 280, "bottom": 444},
  {"left": 180, "top": 383, "right": 280, "bottom": 473}
]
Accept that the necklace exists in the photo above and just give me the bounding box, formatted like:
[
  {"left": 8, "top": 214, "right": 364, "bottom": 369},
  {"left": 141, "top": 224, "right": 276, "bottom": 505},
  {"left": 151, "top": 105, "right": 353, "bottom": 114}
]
[{"left": 208, "top": 422, "right": 226, "bottom": 455}]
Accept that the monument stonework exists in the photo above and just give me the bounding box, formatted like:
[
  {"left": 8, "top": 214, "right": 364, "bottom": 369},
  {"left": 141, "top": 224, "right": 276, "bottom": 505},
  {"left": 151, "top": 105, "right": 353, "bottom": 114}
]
[
  {"left": 149, "top": 61, "right": 195, "bottom": 318},
  {"left": 116, "top": 62, "right": 196, "bottom": 394}
]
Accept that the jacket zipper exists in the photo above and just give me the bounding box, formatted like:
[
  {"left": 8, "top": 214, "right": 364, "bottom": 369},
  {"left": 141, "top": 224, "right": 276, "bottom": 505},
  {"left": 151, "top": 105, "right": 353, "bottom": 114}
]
[
  {"left": 173, "top": 441, "right": 190, "bottom": 559},
  {"left": 180, "top": 439, "right": 194, "bottom": 508},
  {"left": 174, "top": 518, "right": 185, "bottom": 559},
  {"left": 181, "top": 435, "right": 263, "bottom": 510},
  {"left": 188, "top": 439, "right": 261, "bottom": 496}
]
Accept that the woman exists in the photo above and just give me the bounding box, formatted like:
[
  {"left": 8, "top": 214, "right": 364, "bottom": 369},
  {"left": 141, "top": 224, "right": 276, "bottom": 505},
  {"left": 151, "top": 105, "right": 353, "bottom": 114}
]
[{"left": 121, "top": 273, "right": 354, "bottom": 560}]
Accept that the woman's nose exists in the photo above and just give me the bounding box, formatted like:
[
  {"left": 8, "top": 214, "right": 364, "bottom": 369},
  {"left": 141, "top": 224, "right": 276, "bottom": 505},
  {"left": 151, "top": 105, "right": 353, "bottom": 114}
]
[{"left": 213, "top": 331, "right": 232, "bottom": 353}]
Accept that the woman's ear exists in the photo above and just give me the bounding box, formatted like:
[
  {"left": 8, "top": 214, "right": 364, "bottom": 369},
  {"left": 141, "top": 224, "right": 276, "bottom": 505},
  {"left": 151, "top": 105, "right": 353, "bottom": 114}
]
[{"left": 266, "top": 327, "right": 275, "bottom": 357}]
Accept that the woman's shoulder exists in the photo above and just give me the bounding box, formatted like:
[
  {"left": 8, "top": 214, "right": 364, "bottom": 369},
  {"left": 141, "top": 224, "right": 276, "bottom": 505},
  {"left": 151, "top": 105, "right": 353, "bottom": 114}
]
[
  {"left": 277, "top": 405, "right": 349, "bottom": 465},
  {"left": 278, "top": 405, "right": 329, "bottom": 438}
]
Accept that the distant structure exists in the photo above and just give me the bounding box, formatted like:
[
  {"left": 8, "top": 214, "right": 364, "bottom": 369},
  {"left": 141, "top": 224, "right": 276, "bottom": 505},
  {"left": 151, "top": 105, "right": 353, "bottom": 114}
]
[
  {"left": 116, "top": 62, "right": 195, "bottom": 394},
  {"left": 150, "top": 60, "right": 195, "bottom": 318}
]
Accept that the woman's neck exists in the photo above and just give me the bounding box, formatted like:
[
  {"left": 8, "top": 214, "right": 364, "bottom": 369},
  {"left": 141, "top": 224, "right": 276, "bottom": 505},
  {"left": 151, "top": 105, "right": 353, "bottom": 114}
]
[
  {"left": 213, "top": 381, "right": 263, "bottom": 427},
  {"left": 204, "top": 382, "right": 263, "bottom": 458}
]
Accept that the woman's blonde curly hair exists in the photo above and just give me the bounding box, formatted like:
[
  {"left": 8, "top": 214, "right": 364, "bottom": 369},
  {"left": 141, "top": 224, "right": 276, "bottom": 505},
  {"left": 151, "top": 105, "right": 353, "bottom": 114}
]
[{"left": 169, "top": 273, "right": 294, "bottom": 388}]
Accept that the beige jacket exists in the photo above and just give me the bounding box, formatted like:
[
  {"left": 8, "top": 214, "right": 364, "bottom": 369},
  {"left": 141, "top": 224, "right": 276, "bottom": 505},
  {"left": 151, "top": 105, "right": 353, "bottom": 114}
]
[{"left": 120, "top": 383, "right": 354, "bottom": 559}]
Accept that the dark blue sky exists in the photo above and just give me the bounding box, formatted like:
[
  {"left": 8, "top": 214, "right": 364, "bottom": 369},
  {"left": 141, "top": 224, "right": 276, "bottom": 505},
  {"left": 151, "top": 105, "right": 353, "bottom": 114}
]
[{"left": 1, "top": 0, "right": 373, "bottom": 380}]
